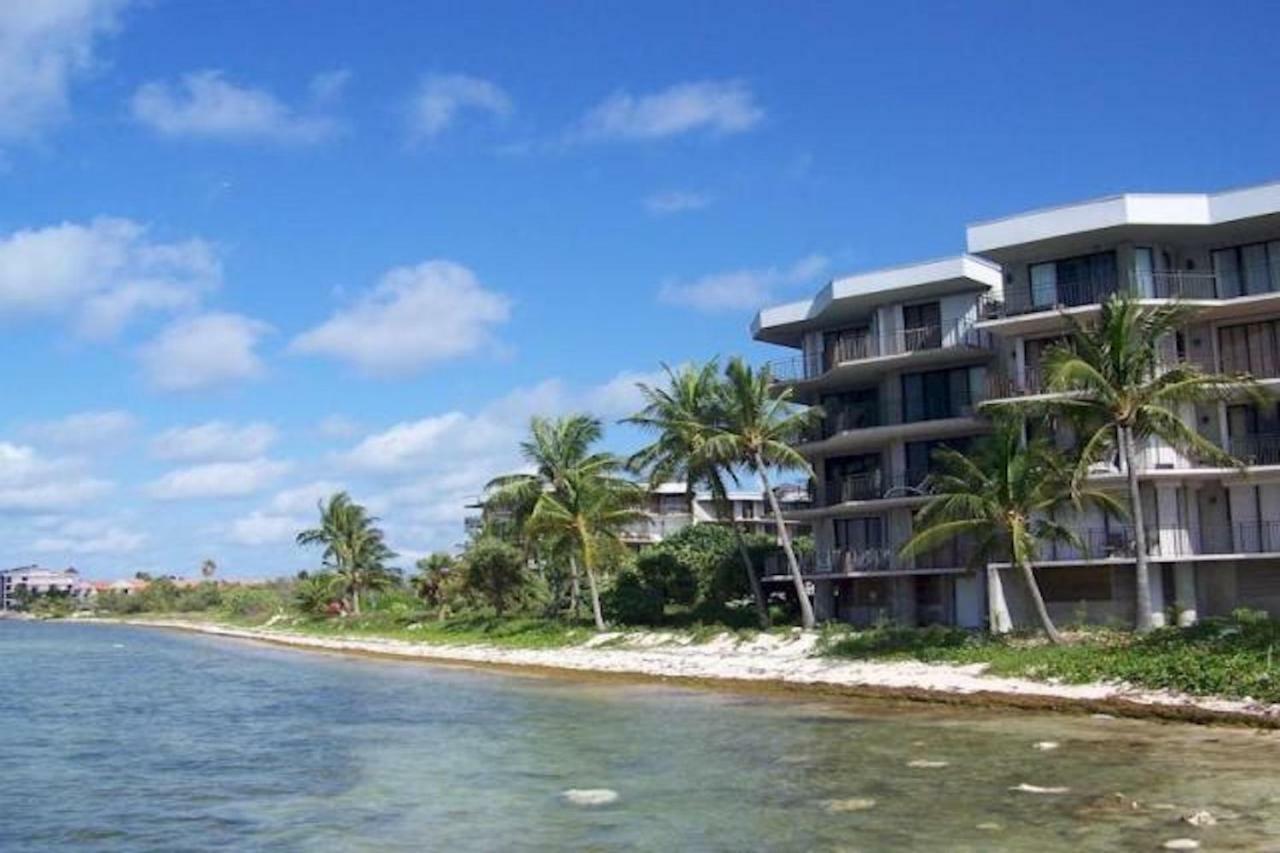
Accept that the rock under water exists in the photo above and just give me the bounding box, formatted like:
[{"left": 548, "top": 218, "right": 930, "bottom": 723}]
[
  {"left": 1011, "top": 783, "right": 1071, "bottom": 794},
  {"left": 822, "top": 798, "right": 877, "bottom": 813},
  {"left": 562, "top": 788, "right": 619, "bottom": 807}
]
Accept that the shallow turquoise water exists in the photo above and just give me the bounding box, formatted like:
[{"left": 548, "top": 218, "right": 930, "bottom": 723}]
[{"left": 2, "top": 621, "right": 1278, "bottom": 851}]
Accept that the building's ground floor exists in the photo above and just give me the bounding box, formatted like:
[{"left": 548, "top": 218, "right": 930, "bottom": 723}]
[{"left": 765, "top": 557, "right": 1280, "bottom": 631}]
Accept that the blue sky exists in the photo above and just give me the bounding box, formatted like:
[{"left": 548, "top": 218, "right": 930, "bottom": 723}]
[{"left": 1, "top": 0, "right": 1277, "bottom": 578}]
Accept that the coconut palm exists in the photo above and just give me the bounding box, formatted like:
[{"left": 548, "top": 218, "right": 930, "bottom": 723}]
[
  {"left": 200, "top": 558, "right": 217, "bottom": 579},
  {"left": 1034, "top": 294, "right": 1262, "bottom": 631},
  {"left": 704, "top": 357, "right": 821, "bottom": 629},
  {"left": 626, "top": 360, "right": 771, "bottom": 627},
  {"left": 412, "top": 552, "right": 455, "bottom": 614},
  {"left": 900, "top": 415, "right": 1124, "bottom": 643},
  {"left": 296, "top": 492, "right": 397, "bottom": 615},
  {"left": 485, "top": 415, "right": 607, "bottom": 613},
  {"left": 524, "top": 459, "right": 646, "bottom": 630}
]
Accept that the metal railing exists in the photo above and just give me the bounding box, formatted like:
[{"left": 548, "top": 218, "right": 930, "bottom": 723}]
[
  {"left": 620, "top": 513, "right": 693, "bottom": 541},
  {"left": 979, "top": 271, "right": 1221, "bottom": 320},
  {"left": 824, "top": 470, "right": 933, "bottom": 505},
  {"left": 767, "top": 321, "right": 991, "bottom": 383},
  {"left": 1229, "top": 434, "right": 1280, "bottom": 467},
  {"left": 1037, "top": 521, "right": 1280, "bottom": 560}
]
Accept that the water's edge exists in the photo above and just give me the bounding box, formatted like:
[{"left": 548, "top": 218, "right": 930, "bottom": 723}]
[{"left": 81, "top": 618, "right": 1280, "bottom": 729}]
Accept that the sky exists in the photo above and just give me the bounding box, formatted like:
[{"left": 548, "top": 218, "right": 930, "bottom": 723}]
[{"left": 1, "top": 0, "right": 1278, "bottom": 579}]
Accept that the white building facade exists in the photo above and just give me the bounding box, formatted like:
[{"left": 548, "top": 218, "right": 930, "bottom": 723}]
[
  {"left": 0, "top": 566, "right": 79, "bottom": 610},
  {"left": 754, "top": 180, "right": 1280, "bottom": 630}
]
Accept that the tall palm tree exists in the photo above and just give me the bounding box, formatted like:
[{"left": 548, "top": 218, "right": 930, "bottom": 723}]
[
  {"left": 1034, "top": 294, "right": 1261, "bottom": 631},
  {"left": 525, "top": 457, "right": 646, "bottom": 630},
  {"left": 900, "top": 416, "right": 1124, "bottom": 643},
  {"left": 486, "top": 415, "right": 606, "bottom": 613},
  {"left": 296, "top": 492, "right": 397, "bottom": 615},
  {"left": 412, "top": 552, "right": 455, "bottom": 615},
  {"left": 626, "top": 360, "right": 771, "bottom": 628},
  {"left": 705, "top": 357, "right": 821, "bottom": 629}
]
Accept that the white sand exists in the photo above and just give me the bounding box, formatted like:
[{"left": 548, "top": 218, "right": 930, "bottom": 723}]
[{"left": 100, "top": 619, "right": 1280, "bottom": 724}]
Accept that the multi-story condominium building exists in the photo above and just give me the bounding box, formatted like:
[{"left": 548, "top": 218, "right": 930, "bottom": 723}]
[
  {"left": 0, "top": 565, "right": 79, "bottom": 610},
  {"left": 619, "top": 482, "right": 810, "bottom": 547},
  {"left": 754, "top": 179, "right": 1280, "bottom": 630}
]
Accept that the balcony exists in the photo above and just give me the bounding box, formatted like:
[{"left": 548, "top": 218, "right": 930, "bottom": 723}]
[
  {"left": 620, "top": 513, "right": 692, "bottom": 543},
  {"left": 1228, "top": 434, "right": 1280, "bottom": 467},
  {"left": 768, "top": 322, "right": 991, "bottom": 383},
  {"left": 1035, "top": 521, "right": 1280, "bottom": 561},
  {"left": 823, "top": 470, "right": 933, "bottom": 505},
  {"left": 979, "top": 271, "right": 1221, "bottom": 320}
]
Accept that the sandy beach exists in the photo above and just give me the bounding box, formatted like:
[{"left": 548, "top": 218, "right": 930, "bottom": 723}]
[{"left": 93, "top": 618, "right": 1280, "bottom": 726}]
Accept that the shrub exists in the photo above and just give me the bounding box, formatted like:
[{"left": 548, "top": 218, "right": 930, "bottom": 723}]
[
  {"left": 462, "top": 537, "right": 530, "bottom": 617},
  {"left": 603, "top": 568, "right": 664, "bottom": 625},
  {"left": 220, "top": 585, "right": 285, "bottom": 620},
  {"left": 635, "top": 550, "right": 696, "bottom": 606}
]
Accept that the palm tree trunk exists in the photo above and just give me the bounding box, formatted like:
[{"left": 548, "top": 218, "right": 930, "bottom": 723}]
[
  {"left": 1015, "top": 557, "right": 1063, "bottom": 644},
  {"left": 576, "top": 524, "right": 607, "bottom": 631},
  {"left": 350, "top": 586, "right": 360, "bottom": 615},
  {"left": 755, "top": 454, "right": 816, "bottom": 630},
  {"left": 1120, "top": 425, "right": 1154, "bottom": 632},
  {"left": 733, "top": 524, "right": 770, "bottom": 629},
  {"left": 567, "top": 554, "right": 583, "bottom": 617}
]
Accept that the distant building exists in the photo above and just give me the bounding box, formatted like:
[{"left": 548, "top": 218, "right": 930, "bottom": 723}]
[
  {"left": 0, "top": 566, "right": 80, "bottom": 610},
  {"left": 617, "top": 482, "right": 811, "bottom": 547}
]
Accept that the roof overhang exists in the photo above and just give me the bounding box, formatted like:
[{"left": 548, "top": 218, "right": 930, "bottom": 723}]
[
  {"left": 967, "top": 181, "right": 1280, "bottom": 263},
  {"left": 751, "top": 255, "right": 1002, "bottom": 347}
]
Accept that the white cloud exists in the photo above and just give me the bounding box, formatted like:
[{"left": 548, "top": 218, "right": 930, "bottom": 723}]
[
  {"left": 268, "top": 480, "right": 344, "bottom": 515},
  {"left": 408, "top": 74, "right": 511, "bottom": 140},
  {"left": 25, "top": 410, "right": 136, "bottom": 448},
  {"left": 644, "top": 190, "right": 712, "bottom": 215},
  {"left": 151, "top": 421, "right": 277, "bottom": 462},
  {"left": 0, "top": 1, "right": 127, "bottom": 141},
  {"left": 146, "top": 457, "right": 290, "bottom": 501},
  {"left": 224, "top": 479, "right": 344, "bottom": 546},
  {"left": 130, "top": 70, "right": 341, "bottom": 143},
  {"left": 290, "top": 260, "right": 511, "bottom": 375},
  {"left": 658, "top": 253, "right": 828, "bottom": 313},
  {"left": 0, "top": 441, "right": 111, "bottom": 511},
  {"left": 31, "top": 519, "right": 145, "bottom": 554},
  {"left": 0, "top": 217, "right": 219, "bottom": 338},
  {"left": 316, "top": 414, "right": 362, "bottom": 440},
  {"left": 138, "top": 312, "right": 272, "bottom": 391},
  {"left": 577, "top": 80, "right": 763, "bottom": 141}
]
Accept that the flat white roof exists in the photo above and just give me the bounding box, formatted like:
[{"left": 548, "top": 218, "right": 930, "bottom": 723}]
[
  {"left": 751, "top": 255, "right": 1001, "bottom": 345},
  {"left": 967, "top": 180, "right": 1280, "bottom": 253}
]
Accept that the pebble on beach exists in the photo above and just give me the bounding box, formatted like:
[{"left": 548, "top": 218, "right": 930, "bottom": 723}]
[
  {"left": 1162, "top": 839, "right": 1200, "bottom": 851},
  {"left": 1033, "top": 741, "right": 1060, "bottom": 751},
  {"left": 561, "top": 789, "right": 619, "bottom": 807},
  {"left": 1010, "top": 783, "right": 1070, "bottom": 794},
  {"left": 907, "top": 759, "right": 949, "bottom": 769}
]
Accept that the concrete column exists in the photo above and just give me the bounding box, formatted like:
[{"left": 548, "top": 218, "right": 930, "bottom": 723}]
[
  {"left": 812, "top": 579, "right": 835, "bottom": 622},
  {"left": 1148, "top": 565, "right": 1167, "bottom": 628},
  {"left": 1174, "top": 563, "right": 1198, "bottom": 626},
  {"left": 986, "top": 565, "right": 1013, "bottom": 634}
]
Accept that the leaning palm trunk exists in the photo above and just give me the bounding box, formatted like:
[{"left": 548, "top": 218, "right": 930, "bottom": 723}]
[
  {"left": 1119, "top": 426, "right": 1154, "bottom": 632},
  {"left": 350, "top": 585, "right": 360, "bottom": 615},
  {"left": 733, "top": 524, "right": 770, "bottom": 628},
  {"left": 1014, "top": 557, "right": 1062, "bottom": 644},
  {"left": 567, "top": 554, "right": 583, "bottom": 617},
  {"left": 577, "top": 528, "right": 607, "bottom": 631},
  {"left": 756, "top": 454, "right": 816, "bottom": 629}
]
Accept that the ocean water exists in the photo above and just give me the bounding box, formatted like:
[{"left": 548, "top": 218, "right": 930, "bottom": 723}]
[{"left": 1, "top": 621, "right": 1278, "bottom": 852}]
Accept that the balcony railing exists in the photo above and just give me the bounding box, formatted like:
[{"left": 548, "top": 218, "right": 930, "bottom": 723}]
[
  {"left": 979, "top": 271, "right": 1221, "bottom": 320},
  {"left": 1228, "top": 434, "right": 1280, "bottom": 467},
  {"left": 620, "top": 513, "right": 693, "bottom": 541},
  {"left": 767, "top": 321, "right": 991, "bottom": 383},
  {"left": 1037, "top": 521, "right": 1280, "bottom": 560},
  {"left": 823, "top": 470, "right": 933, "bottom": 505}
]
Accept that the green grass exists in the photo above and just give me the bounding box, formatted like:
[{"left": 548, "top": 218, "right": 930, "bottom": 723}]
[
  {"left": 276, "top": 613, "right": 595, "bottom": 649},
  {"left": 817, "top": 610, "right": 1280, "bottom": 703}
]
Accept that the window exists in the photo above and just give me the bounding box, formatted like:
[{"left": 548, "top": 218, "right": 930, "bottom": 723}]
[
  {"left": 1133, "top": 247, "right": 1155, "bottom": 297},
  {"left": 825, "top": 454, "right": 883, "bottom": 502},
  {"left": 1213, "top": 241, "right": 1280, "bottom": 298},
  {"left": 901, "top": 367, "right": 972, "bottom": 423},
  {"left": 1219, "top": 320, "right": 1280, "bottom": 379},
  {"left": 901, "top": 301, "right": 942, "bottom": 350},
  {"left": 1038, "top": 567, "right": 1112, "bottom": 602},
  {"left": 820, "top": 387, "right": 880, "bottom": 435},
  {"left": 1027, "top": 251, "right": 1117, "bottom": 308},
  {"left": 904, "top": 438, "right": 972, "bottom": 485}
]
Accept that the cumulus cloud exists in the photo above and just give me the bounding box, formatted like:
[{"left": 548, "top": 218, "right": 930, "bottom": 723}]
[
  {"left": 0, "top": 217, "right": 219, "bottom": 338},
  {"left": 658, "top": 253, "right": 828, "bottom": 313},
  {"left": 31, "top": 519, "right": 145, "bottom": 554},
  {"left": 130, "top": 69, "right": 342, "bottom": 143},
  {"left": 151, "top": 421, "right": 277, "bottom": 462},
  {"left": 577, "top": 80, "right": 763, "bottom": 141},
  {"left": 224, "top": 479, "right": 344, "bottom": 546},
  {"left": 407, "top": 74, "right": 511, "bottom": 140},
  {"left": 0, "top": 1, "right": 127, "bottom": 141},
  {"left": 146, "top": 458, "right": 290, "bottom": 501},
  {"left": 138, "top": 312, "right": 272, "bottom": 391},
  {"left": 290, "top": 260, "right": 511, "bottom": 376},
  {"left": 644, "top": 190, "right": 712, "bottom": 215},
  {"left": 24, "top": 410, "right": 136, "bottom": 448},
  {"left": 0, "top": 441, "right": 111, "bottom": 511}
]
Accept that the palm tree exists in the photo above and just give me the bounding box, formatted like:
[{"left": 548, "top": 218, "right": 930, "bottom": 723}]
[
  {"left": 524, "top": 454, "right": 646, "bottom": 630},
  {"left": 900, "top": 416, "right": 1124, "bottom": 643},
  {"left": 626, "top": 360, "right": 771, "bottom": 628},
  {"left": 486, "top": 415, "right": 605, "bottom": 613},
  {"left": 296, "top": 492, "right": 397, "bottom": 615},
  {"left": 200, "top": 558, "right": 217, "bottom": 579},
  {"left": 1034, "top": 294, "right": 1261, "bottom": 631},
  {"left": 412, "top": 552, "right": 455, "bottom": 617},
  {"left": 705, "top": 357, "right": 821, "bottom": 629}
]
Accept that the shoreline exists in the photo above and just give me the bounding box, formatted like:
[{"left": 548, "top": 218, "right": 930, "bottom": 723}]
[{"left": 78, "top": 617, "right": 1280, "bottom": 728}]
